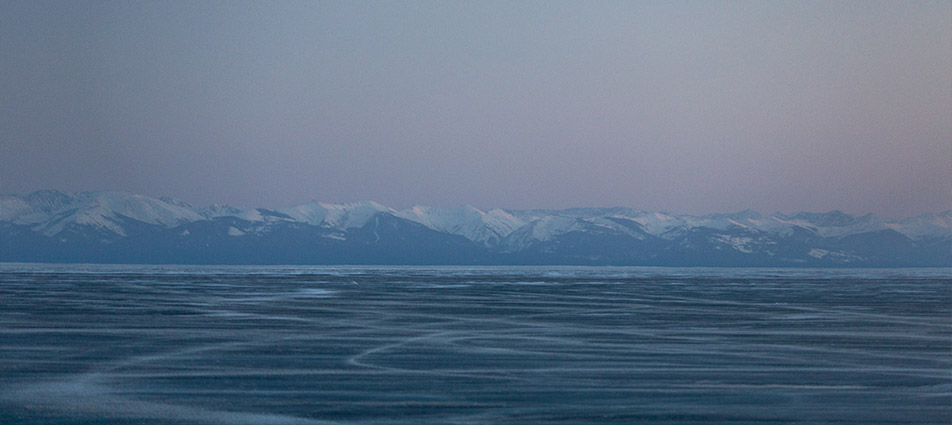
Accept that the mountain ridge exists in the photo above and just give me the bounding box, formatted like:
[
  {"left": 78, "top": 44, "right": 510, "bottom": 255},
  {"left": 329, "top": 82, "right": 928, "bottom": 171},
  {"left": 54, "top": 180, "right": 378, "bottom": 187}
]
[{"left": 2, "top": 190, "right": 949, "bottom": 266}]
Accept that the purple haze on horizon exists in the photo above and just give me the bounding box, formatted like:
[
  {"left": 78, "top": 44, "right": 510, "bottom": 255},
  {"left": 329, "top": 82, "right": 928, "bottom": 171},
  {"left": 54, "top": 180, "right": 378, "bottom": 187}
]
[{"left": 1, "top": 1, "right": 949, "bottom": 218}]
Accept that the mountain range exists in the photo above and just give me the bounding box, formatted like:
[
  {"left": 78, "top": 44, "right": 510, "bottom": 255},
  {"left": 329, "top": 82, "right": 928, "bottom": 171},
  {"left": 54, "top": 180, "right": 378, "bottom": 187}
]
[{"left": 1, "top": 190, "right": 949, "bottom": 267}]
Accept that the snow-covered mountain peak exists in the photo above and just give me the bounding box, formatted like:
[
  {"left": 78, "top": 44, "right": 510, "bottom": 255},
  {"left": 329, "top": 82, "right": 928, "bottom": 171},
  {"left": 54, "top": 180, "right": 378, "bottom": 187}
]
[
  {"left": 89, "top": 192, "right": 202, "bottom": 225},
  {"left": 886, "top": 212, "right": 952, "bottom": 239},
  {"left": 277, "top": 200, "right": 393, "bottom": 229},
  {"left": 286, "top": 201, "right": 393, "bottom": 229},
  {"left": 526, "top": 215, "right": 582, "bottom": 241},
  {"left": 788, "top": 210, "right": 856, "bottom": 227},
  {"left": 732, "top": 209, "right": 763, "bottom": 220},
  {"left": 394, "top": 205, "right": 525, "bottom": 246},
  {"left": 22, "top": 190, "right": 85, "bottom": 213},
  {"left": 279, "top": 201, "right": 328, "bottom": 226},
  {"left": 159, "top": 196, "right": 194, "bottom": 210},
  {"left": 317, "top": 200, "right": 390, "bottom": 211},
  {"left": 614, "top": 211, "right": 683, "bottom": 236},
  {"left": 497, "top": 215, "right": 583, "bottom": 252},
  {"left": 0, "top": 196, "right": 34, "bottom": 221},
  {"left": 201, "top": 204, "right": 249, "bottom": 218},
  {"left": 3, "top": 190, "right": 949, "bottom": 253},
  {"left": 1, "top": 191, "right": 204, "bottom": 236},
  {"left": 486, "top": 208, "right": 517, "bottom": 221}
]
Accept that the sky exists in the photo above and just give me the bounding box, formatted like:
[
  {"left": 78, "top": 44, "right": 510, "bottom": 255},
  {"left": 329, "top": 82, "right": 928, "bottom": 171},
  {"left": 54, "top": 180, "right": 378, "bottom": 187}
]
[{"left": 1, "top": 1, "right": 950, "bottom": 217}]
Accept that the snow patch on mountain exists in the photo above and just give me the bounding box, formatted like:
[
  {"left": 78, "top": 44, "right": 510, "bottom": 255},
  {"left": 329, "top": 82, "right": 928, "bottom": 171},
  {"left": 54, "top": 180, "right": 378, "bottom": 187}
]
[
  {"left": 712, "top": 235, "right": 755, "bottom": 253},
  {"left": 808, "top": 248, "right": 862, "bottom": 262}
]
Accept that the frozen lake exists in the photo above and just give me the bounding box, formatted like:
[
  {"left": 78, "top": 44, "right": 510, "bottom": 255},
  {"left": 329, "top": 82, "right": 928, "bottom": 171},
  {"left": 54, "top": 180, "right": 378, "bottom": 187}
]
[{"left": 1, "top": 265, "right": 949, "bottom": 424}]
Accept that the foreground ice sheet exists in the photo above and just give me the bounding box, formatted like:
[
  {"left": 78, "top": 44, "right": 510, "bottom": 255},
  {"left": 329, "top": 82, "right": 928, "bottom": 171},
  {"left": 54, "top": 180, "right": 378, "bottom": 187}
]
[{"left": 0, "top": 265, "right": 949, "bottom": 424}]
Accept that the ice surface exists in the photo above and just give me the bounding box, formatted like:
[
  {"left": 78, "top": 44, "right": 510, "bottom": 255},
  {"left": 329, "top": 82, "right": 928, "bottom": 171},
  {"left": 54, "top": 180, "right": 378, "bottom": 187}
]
[{"left": 0, "top": 265, "right": 949, "bottom": 424}]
